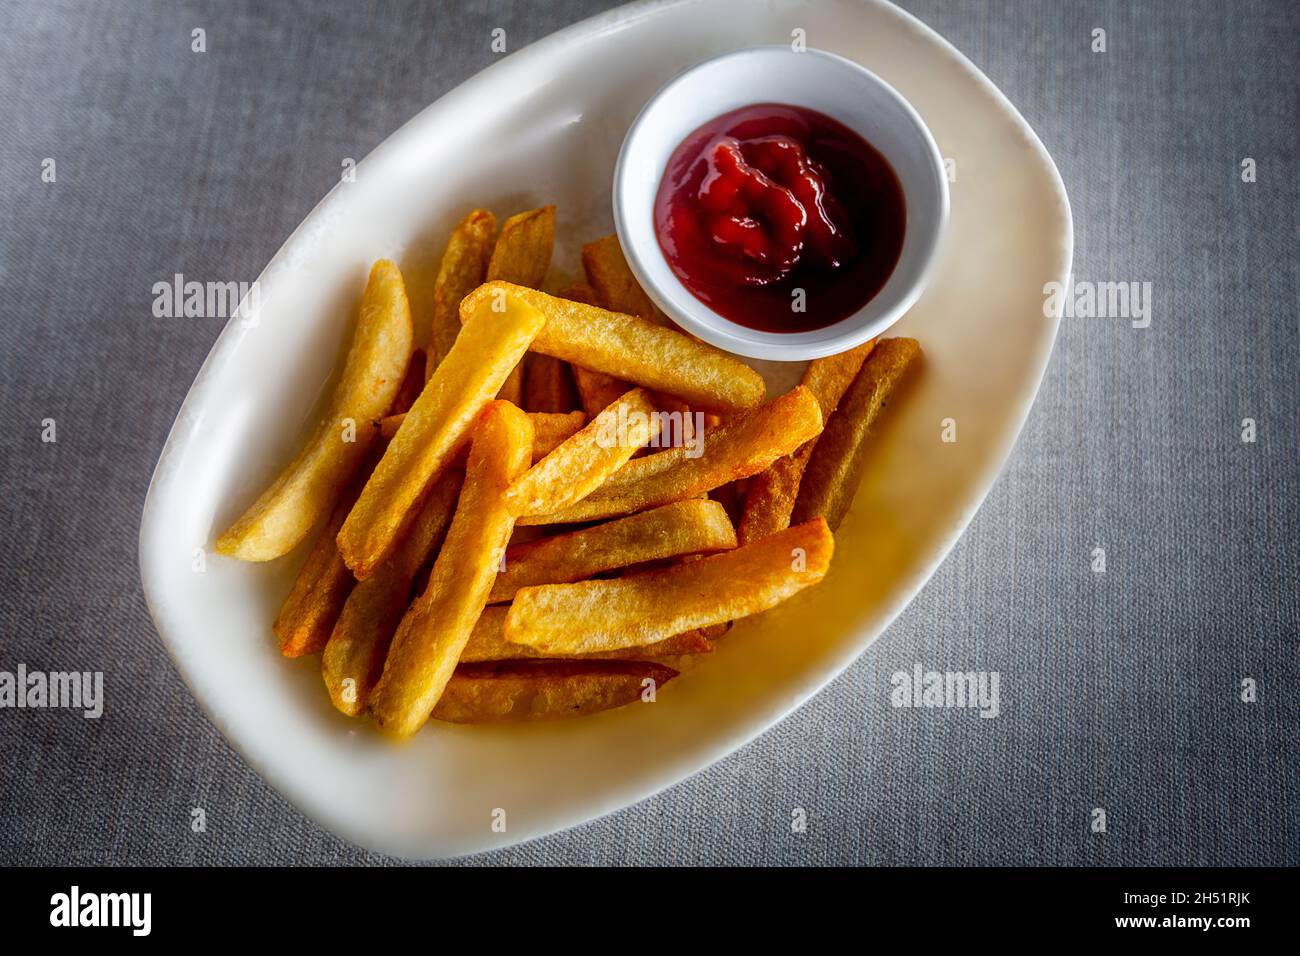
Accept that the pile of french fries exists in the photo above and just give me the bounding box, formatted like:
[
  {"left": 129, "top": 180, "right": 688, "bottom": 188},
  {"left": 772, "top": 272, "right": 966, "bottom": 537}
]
[{"left": 217, "top": 205, "right": 920, "bottom": 738}]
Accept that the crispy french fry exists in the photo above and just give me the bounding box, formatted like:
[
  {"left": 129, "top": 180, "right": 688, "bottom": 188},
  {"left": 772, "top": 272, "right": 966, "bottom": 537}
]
[
  {"left": 460, "top": 282, "right": 765, "bottom": 414},
  {"left": 338, "top": 290, "right": 545, "bottom": 578},
  {"left": 802, "top": 340, "right": 880, "bottom": 417},
  {"left": 321, "top": 469, "right": 463, "bottom": 715},
  {"left": 505, "top": 387, "right": 661, "bottom": 516},
  {"left": 460, "top": 607, "right": 713, "bottom": 662},
  {"left": 486, "top": 206, "right": 555, "bottom": 288},
  {"left": 517, "top": 386, "right": 822, "bottom": 525},
  {"left": 217, "top": 260, "right": 413, "bottom": 561},
  {"left": 430, "top": 211, "right": 496, "bottom": 374},
  {"left": 522, "top": 352, "right": 578, "bottom": 413},
  {"left": 738, "top": 340, "right": 876, "bottom": 544},
  {"left": 489, "top": 499, "right": 737, "bottom": 602},
  {"left": 368, "top": 401, "right": 534, "bottom": 738},
  {"left": 791, "top": 338, "right": 921, "bottom": 530},
  {"left": 273, "top": 452, "right": 375, "bottom": 658},
  {"left": 581, "top": 234, "right": 655, "bottom": 321},
  {"left": 432, "top": 660, "right": 678, "bottom": 723},
  {"left": 504, "top": 518, "right": 833, "bottom": 654},
  {"left": 485, "top": 206, "right": 554, "bottom": 404}
]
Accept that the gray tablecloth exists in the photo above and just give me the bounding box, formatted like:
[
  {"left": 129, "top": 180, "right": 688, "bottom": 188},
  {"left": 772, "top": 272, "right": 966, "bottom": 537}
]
[{"left": 1, "top": 0, "right": 1295, "bottom": 866}]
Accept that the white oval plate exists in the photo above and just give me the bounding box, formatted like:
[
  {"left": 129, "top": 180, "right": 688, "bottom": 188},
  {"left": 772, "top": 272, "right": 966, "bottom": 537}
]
[{"left": 139, "top": 0, "right": 1071, "bottom": 858}]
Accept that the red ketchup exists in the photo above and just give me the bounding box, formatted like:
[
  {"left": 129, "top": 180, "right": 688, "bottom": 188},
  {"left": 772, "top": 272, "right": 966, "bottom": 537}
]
[{"left": 655, "top": 103, "right": 906, "bottom": 333}]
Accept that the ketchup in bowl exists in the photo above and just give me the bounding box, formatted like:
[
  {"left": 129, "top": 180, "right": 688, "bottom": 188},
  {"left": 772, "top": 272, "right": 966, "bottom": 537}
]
[{"left": 654, "top": 103, "right": 906, "bottom": 334}]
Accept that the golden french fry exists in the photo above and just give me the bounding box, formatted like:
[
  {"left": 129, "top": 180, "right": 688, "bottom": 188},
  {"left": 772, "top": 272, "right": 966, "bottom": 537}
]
[
  {"left": 791, "top": 338, "right": 922, "bottom": 530},
  {"left": 517, "top": 386, "right": 822, "bottom": 525},
  {"left": 581, "top": 234, "right": 655, "bottom": 321},
  {"left": 802, "top": 340, "right": 880, "bottom": 417},
  {"left": 504, "top": 518, "right": 833, "bottom": 654},
  {"left": 460, "top": 282, "right": 765, "bottom": 414},
  {"left": 490, "top": 499, "right": 737, "bottom": 602},
  {"left": 485, "top": 206, "right": 554, "bottom": 404},
  {"left": 273, "top": 454, "right": 373, "bottom": 658},
  {"left": 217, "top": 260, "right": 413, "bottom": 561},
  {"left": 738, "top": 340, "right": 876, "bottom": 544},
  {"left": 321, "top": 469, "right": 462, "bottom": 715},
  {"left": 460, "top": 607, "right": 713, "bottom": 662},
  {"left": 338, "top": 290, "right": 545, "bottom": 578},
  {"left": 486, "top": 206, "right": 555, "bottom": 288},
  {"left": 522, "top": 352, "right": 578, "bottom": 413},
  {"left": 429, "top": 210, "right": 496, "bottom": 374},
  {"left": 505, "top": 387, "right": 661, "bottom": 516},
  {"left": 432, "top": 660, "right": 678, "bottom": 723},
  {"left": 368, "top": 401, "right": 534, "bottom": 738}
]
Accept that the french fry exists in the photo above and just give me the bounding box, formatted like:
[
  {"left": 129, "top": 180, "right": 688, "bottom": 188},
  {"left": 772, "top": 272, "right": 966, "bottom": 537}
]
[
  {"left": 489, "top": 499, "right": 737, "bottom": 602},
  {"left": 505, "top": 387, "right": 661, "bottom": 516},
  {"left": 432, "top": 660, "right": 678, "bottom": 723},
  {"left": 522, "top": 352, "right": 578, "bottom": 413},
  {"left": 738, "top": 340, "right": 876, "bottom": 544},
  {"left": 321, "top": 469, "right": 463, "bottom": 715},
  {"left": 460, "top": 282, "right": 765, "bottom": 414},
  {"left": 337, "top": 290, "right": 545, "bottom": 578},
  {"left": 581, "top": 234, "right": 655, "bottom": 321},
  {"left": 217, "top": 260, "right": 413, "bottom": 561},
  {"left": 460, "top": 607, "right": 713, "bottom": 662},
  {"left": 429, "top": 210, "right": 496, "bottom": 374},
  {"left": 504, "top": 518, "right": 833, "bottom": 654},
  {"left": 273, "top": 453, "right": 374, "bottom": 658},
  {"left": 487, "top": 207, "right": 554, "bottom": 405},
  {"left": 486, "top": 206, "right": 555, "bottom": 288},
  {"left": 791, "top": 338, "right": 921, "bottom": 530},
  {"left": 517, "top": 385, "right": 822, "bottom": 525},
  {"left": 368, "top": 401, "right": 534, "bottom": 738}
]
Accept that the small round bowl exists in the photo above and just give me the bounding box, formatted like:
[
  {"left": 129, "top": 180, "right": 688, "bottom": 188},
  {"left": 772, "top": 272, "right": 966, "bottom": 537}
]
[{"left": 614, "top": 46, "right": 949, "bottom": 361}]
